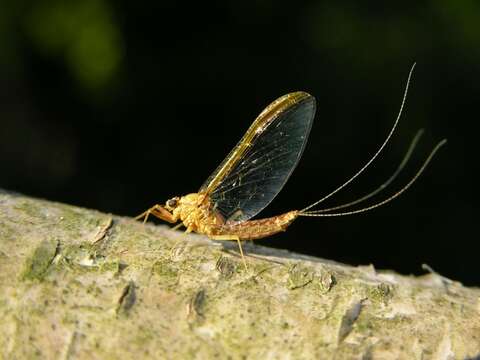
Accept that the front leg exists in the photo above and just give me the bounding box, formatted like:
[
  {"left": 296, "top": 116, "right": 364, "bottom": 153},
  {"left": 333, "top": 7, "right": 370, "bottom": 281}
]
[
  {"left": 134, "top": 204, "right": 177, "bottom": 224},
  {"left": 209, "top": 234, "right": 247, "bottom": 270}
]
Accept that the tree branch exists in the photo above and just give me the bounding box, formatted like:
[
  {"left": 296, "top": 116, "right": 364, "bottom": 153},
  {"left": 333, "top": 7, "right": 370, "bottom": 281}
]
[{"left": 0, "top": 190, "right": 479, "bottom": 359}]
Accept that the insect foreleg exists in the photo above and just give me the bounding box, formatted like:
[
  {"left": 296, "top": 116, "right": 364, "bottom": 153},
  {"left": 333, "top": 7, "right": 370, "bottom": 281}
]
[
  {"left": 134, "top": 204, "right": 177, "bottom": 224},
  {"left": 209, "top": 234, "right": 247, "bottom": 270}
]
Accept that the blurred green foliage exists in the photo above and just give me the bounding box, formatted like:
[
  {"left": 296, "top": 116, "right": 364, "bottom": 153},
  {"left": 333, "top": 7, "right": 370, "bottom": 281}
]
[
  {"left": 26, "top": 0, "right": 122, "bottom": 90},
  {"left": 435, "top": 0, "right": 480, "bottom": 51},
  {"left": 0, "top": 0, "right": 123, "bottom": 91},
  {"left": 1, "top": 0, "right": 479, "bottom": 92}
]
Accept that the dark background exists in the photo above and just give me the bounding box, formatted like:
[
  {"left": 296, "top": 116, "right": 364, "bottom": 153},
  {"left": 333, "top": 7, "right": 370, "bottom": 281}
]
[{"left": 1, "top": 1, "right": 478, "bottom": 284}]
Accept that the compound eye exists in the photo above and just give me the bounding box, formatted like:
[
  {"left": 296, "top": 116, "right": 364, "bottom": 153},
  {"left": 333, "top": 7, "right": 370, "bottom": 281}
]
[{"left": 166, "top": 198, "right": 178, "bottom": 208}]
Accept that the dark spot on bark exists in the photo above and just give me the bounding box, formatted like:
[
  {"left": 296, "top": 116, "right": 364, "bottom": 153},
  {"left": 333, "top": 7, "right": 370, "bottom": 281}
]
[{"left": 117, "top": 281, "right": 136, "bottom": 314}]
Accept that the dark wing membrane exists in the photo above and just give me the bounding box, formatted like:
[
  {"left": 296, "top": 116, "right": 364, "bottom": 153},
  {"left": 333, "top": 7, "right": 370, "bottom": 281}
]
[{"left": 200, "top": 92, "right": 315, "bottom": 223}]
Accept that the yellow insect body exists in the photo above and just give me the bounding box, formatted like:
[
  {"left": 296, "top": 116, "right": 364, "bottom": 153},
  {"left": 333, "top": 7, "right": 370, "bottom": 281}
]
[
  {"left": 135, "top": 65, "right": 446, "bottom": 269},
  {"left": 172, "top": 193, "right": 223, "bottom": 234},
  {"left": 138, "top": 191, "right": 299, "bottom": 241}
]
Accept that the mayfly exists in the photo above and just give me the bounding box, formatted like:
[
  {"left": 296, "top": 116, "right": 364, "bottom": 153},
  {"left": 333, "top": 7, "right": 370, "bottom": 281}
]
[{"left": 135, "top": 64, "right": 446, "bottom": 268}]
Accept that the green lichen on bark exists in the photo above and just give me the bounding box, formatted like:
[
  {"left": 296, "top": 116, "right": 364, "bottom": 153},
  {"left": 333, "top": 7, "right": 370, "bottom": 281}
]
[
  {"left": 0, "top": 190, "right": 479, "bottom": 359},
  {"left": 20, "top": 238, "right": 59, "bottom": 281}
]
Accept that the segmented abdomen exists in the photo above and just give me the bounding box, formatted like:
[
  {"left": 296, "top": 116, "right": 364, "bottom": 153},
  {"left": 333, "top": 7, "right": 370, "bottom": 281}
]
[{"left": 216, "top": 210, "right": 299, "bottom": 240}]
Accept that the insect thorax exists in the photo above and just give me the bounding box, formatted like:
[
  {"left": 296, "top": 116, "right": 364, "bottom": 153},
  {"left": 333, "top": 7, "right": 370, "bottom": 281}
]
[{"left": 173, "top": 193, "right": 221, "bottom": 232}]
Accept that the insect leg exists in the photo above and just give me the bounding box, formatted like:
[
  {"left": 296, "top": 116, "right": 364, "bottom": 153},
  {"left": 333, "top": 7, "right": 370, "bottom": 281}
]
[
  {"left": 209, "top": 234, "right": 247, "bottom": 270},
  {"left": 134, "top": 204, "right": 177, "bottom": 224},
  {"left": 172, "top": 223, "right": 184, "bottom": 231}
]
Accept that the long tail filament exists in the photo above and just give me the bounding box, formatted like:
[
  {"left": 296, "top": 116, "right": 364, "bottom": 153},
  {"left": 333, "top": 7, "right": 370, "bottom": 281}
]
[
  {"left": 300, "top": 138, "right": 447, "bottom": 217},
  {"left": 309, "top": 128, "right": 425, "bottom": 214},
  {"left": 301, "top": 63, "right": 416, "bottom": 213}
]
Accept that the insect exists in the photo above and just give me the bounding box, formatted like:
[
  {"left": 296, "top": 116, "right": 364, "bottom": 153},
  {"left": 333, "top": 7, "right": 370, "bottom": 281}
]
[{"left": 135, "top": 64, "right": 446, "bottom": 269}]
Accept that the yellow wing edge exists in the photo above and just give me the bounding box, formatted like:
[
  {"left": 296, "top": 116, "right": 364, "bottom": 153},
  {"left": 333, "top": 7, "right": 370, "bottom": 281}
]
[{"left": 201, "top": 91, "right": 314, "bottom": 195}]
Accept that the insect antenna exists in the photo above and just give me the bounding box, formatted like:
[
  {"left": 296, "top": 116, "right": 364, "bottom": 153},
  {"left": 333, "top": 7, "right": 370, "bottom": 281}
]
[
  {"left": 310, "top": 128, "right": 424, "bottom": 214},
  {"left": 301, "top": 63, "right": 416, "bottom": 213},
  {"left": 299, "top": 138, "right": 447, "bottom": 217}
]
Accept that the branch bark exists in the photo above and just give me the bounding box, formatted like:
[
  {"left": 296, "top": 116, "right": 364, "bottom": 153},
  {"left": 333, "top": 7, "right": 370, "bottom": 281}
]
[{"left": 0, "top": 190, "right": 479, "bottom": 359}]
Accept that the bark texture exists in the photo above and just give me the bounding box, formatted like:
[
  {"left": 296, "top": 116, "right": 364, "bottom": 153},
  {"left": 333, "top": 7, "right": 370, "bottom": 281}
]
[{"left": 0, "top": 190, "right": 479, "bottom": 359}]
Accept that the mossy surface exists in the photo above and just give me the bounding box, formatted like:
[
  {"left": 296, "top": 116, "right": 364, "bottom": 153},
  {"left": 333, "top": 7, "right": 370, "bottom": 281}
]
[
  {"left": 0, "top": 191, "right": 479, "bottom": 359},
  {"left": 20, "top": 238, "right": 59, "bottom": 281}
]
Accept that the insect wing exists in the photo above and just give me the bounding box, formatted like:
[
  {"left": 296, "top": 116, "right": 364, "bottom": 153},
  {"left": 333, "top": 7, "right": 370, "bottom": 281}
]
[{"left": 200, "top": 92, "right": 315, "bottom": 223}]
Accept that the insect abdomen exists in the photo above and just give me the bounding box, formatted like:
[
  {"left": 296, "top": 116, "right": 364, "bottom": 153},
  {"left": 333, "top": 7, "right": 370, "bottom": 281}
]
[{"left": 219, "top": 210, "right": 299, "bottom": 240}]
